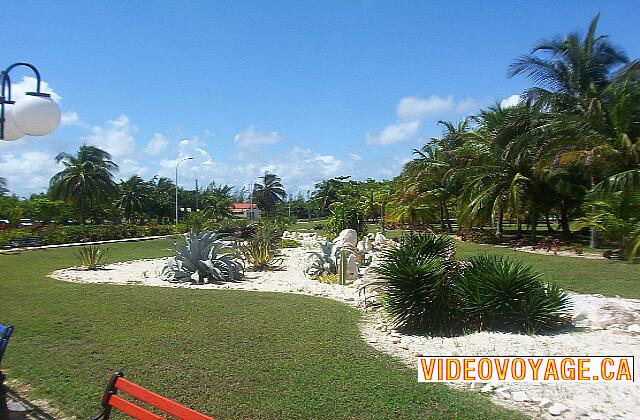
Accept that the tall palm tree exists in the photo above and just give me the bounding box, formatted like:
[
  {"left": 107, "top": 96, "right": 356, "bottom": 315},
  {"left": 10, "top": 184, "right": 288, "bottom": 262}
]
[
  {"left": 252, "top": 172, "right": 286, "bottom": 214},
  {"left": 455, "top": 105, "right": 548, "bottom": 239},
  {"left": 49, "top": 145, "right": 118, "bottom": 223},
  {"left": 115, "top": 175, "right": 149, "bottom": 222},
  {"left": 403, "top": 120, "right": 469, "bottom": 231},
  {"left": 0, "top": 177, "right": 8, "bottom": 196},
  {"left": 509, "top": 14, "right": 630, "bottom": 112},
  {"left": 509, "top": 14, "right": 637, "bottom": 246}
]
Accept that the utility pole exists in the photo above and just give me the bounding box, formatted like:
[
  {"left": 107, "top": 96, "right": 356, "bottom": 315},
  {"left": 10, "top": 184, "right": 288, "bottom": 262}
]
[{"left": 195, "top": 179, "right": 199, "bottom": 211}]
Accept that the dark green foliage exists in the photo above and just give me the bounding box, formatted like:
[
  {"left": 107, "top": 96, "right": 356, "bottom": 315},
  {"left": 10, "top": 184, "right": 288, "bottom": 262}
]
[
  {"left": 374, "top": 233, "right": 571, "bottom": 335},
  {"left": 374, "top": 234, "right": 460, "bottom": 335},
  {"left": 279, "top": 238, "right": 302, "bottom": 248},
  {"left": 327, "top": 206, "right": 367, "bottom": 239},
  {"left": 0, "top": 224, "right": 177, "bottom": 246},
  {"left": 457, "top": 255, "right": 571, "bottom": 333}
]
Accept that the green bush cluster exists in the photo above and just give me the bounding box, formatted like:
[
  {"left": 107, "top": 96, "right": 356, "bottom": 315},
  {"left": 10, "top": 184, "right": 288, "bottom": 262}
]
[
  {"left": 0, "top": 224, "right": 177, "bottom": 246},
  {"left": 374, "top": 233, "right": 571, "bottom": 336},
  {"left": 279, "top": 239, "right": 302, "bottom": 248}
]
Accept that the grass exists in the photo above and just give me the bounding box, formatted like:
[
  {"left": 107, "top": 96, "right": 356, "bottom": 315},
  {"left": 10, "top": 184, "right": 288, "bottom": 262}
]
[
  {"left": 455, "top": 241, "right": 640, "bottom": 299},
  {"left": 0, "top": 239, "right": 520, "bottom": 419}
]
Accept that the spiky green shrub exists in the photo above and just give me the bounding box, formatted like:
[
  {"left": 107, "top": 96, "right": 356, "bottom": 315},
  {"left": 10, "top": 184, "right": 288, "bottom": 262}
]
[
  {"left": 457, "top": 255, "right": 571, "bottom": 334},
  {"left": 372, "top": 233, "right": 571, "bottom": 336},
  {"left": 241, "top": 238, "right": 283, "bottom": 271},
  {"left": 163, "top": 230, "right": 243, "bottom": 284},
  {"left": 75, "top": 245, "right": 109, "bottom": 270},
  {"left": 373, "top": 233, "right": 461, "bottom": 335}
]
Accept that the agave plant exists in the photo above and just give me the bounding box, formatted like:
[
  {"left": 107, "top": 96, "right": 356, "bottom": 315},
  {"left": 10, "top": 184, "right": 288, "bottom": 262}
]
[
  {"left": 304, "top": 241, "right": 337, "bottom": 277},
  {"left": 75, "top": 245, "right": 109, "bottom": 270},
  {"left": 241, "top": 238, "right": 283, "bottom": 271},
  {"left": 457, "top": 254, "right": 571, "bottom": 334},
  {"left": 162, "top": 230, "right": 243, "bottom": 284}
]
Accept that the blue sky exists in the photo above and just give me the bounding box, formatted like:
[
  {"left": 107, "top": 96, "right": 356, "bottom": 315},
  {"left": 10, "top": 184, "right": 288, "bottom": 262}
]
[{"left": 2, "top": 1, "right": 639, "bottom": 197}]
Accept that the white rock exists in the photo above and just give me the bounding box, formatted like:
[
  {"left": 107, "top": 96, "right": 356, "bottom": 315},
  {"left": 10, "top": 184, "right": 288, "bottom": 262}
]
[
  {"left": 512, "top": 391, "right": 529, "bottom": 402},
  {"left": 627, "top": 324, "right": 640, "bottom": 333},
  {"left": 480, "top": 383, "right": 496, "bottom": 393},
  {"left": 357, "top": 240, "right": 366, "bottom": 253},
  {"left": 538, "top": 399, "right": 552, "bottom": 408},
  {"left": 346, "top": 253, "right": 358, "bottom": 281},
  {"left": 364, "top": 236, "right": 374, "bottom": 251},
  {"left": 335, "top": 229, "right": 358, "bottom": 248},
  {"left": 495, "top": 388, "right": 511, "bottom": 399},
  {"left": 374, "top": 232, "right": 389, "bottom": 245},
  {"left": 548, "top": 402, "right": 568, "bottom": 416}
]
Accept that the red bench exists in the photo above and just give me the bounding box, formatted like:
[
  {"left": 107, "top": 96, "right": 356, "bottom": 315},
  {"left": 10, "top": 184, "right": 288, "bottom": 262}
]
[{"left": 90, "top": 372, "right": 214, "bottom": 420}]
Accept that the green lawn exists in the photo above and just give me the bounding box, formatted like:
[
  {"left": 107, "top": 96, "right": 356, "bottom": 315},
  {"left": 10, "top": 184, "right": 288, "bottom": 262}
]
[
  {"left": 455, "top": 240, "right": 640, "bottom": 298},
  {"left": 0, "top": 239, "right": 519, "bottom": 419}
]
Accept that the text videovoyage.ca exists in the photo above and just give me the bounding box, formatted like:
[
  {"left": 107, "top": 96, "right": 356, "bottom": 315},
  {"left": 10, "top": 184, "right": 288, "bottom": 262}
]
[{"left": 418, "top": 356, "right": 635, "bottom": 382}]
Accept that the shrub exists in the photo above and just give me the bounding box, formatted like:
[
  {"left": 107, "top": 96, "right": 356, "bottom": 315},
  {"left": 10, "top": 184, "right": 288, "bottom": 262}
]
[
  {"left": 373, "top": 233, "right": 461, "bottom": 335},
  {"left": 457, "top": 255, "right": 571, "bottom": 334},
  {"left": 315, "top": 274, "right": 338, "bottom": 284},
  {"left": 532, "top": 236, "right": 564, "bottom": 254},
  {"left": 163, "top": 230, "right": 243, "bottom": 284},
  {"left": 327, "top": 206, "right": 367, "bottom": 239},
  {"left": 75, "top": 245, "right": 109, "bottom": 270},
  {"left": 279, "top": 239, "right": 302, "bottom": 248},
  {"left": 373, "top": 233, "right": 571, "bottom": 336},
  {"left": 313, "top": 223, "right": 326, "bottom": 231},
  {"left": 241, "top": 238, "right": 283, "bottom": 271}
]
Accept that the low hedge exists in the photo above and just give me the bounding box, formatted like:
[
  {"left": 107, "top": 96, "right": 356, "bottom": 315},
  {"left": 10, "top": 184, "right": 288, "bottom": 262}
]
[{"left": 0, "top": 224, "right": 178, "bottom": 246}]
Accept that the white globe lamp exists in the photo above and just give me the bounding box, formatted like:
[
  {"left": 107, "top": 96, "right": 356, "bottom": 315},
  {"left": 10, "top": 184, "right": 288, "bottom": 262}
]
[
  {"left": 1, "top": 106, "right": 26, "bottom": 141},
  {"left": 12, "top": 93, "right": 61, "bottom": 136}
]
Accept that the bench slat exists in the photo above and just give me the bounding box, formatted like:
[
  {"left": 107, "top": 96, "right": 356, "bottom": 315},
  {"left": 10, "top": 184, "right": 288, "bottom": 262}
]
[
  {"left": 115, "top": 377, "right": 214, "bottom": 420},
  {"left": 108, "top": 395, "right": 164, "bottom": 420}
]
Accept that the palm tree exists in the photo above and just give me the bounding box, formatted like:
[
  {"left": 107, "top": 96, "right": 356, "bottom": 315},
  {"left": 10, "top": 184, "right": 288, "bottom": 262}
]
[
  {"left": 115, "top": 175, "right": 149, "bottom": 222},
  {"left": 49, "top": 145, "right": 118, "bottom": 223},
  {"left": 403, "top": 120, "right": 469, "bottom": 231},
  {"left": 509, "top": 14, "right": 630, "bottom": 112},
  {"left": 509, "top": 14, "right": 637, "bottom": 246},
  {"left": 0, "top": 177, "right": 8, "bottom": 196},
  {"left": 252, "top": 172, "right": 286, "bottom": 214},
  {"left": 454, "top": 105, "right": 548, "bottom": 239}
]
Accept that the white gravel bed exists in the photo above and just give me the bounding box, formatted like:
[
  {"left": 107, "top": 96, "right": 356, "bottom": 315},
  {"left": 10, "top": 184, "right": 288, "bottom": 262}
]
[{"left": 49, "top": 248, "right": 640, "bottom": 419}]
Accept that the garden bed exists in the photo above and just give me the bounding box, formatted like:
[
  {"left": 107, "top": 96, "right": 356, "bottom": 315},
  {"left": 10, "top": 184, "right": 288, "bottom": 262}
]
[{"left": 48, "top": 247, "right": 640, "bottom": 419}]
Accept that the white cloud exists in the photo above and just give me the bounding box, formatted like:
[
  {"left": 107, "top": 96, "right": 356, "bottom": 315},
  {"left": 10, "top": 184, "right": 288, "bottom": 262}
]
[
  {"left": 144, "top": 133, "right": 169, "bottom": 155},
  {"left": 8, "top": 76, "right": 62, "bottom": 102},
  {"left": 0, "top": 151, "right": 57, "bottom": 195},
  {"left": 365, "top": 120, "right": 420, "bottom": 146},
  {"left": 348, "top": 153, "right": 362, "bottom": 161},
  {"left": 118, "top": 158, "right": 149, "bottom": 180},
  {"left": 234, "top": 125, "right": 281, "bottom": 147},
  {"left": 396, "top": 95, "right": 454, "bottom": 120},
  {"left": 501, "top": 94, "right": 522, "bottom": 108},
  {"left": 82, "top": 115, "right": 136, "bottom": 158},
  {"left": 60, "top": 111, "right": 80, "bottom": 126}
]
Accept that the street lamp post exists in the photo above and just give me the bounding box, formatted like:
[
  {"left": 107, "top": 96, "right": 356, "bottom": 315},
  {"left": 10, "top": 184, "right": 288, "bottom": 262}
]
[
  {"left": 175, "top": 157, "right": 193, "bottom": 224},
  {"left": 1, "top": 62, "right": 61, "bottom": 141}
]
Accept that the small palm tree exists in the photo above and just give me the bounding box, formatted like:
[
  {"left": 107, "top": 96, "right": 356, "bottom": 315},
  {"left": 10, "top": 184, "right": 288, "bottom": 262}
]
[
  {"left": 50, "top": 145, "right": 118, "bottom": 223},
  {"left": 252, "top": 172, "right": 286, "bottom": 214},
  {"left": 115, "top": 175, "right": 149, "bottom": 222}
]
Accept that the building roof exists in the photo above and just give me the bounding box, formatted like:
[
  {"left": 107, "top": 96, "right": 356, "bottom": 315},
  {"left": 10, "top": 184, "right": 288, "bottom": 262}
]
[{"left": 227, "top": 203, "right": 258, "bottom": 210}]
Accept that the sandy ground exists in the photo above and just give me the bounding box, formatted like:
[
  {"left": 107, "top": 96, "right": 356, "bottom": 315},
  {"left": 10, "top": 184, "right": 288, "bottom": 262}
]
[{"left": 49, "top": 248, "right": 640, "bottom": 419}]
